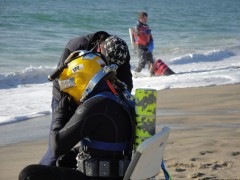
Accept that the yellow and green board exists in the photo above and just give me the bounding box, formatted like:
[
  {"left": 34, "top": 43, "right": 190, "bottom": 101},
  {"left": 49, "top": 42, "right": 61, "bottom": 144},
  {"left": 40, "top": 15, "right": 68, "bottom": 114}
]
[{"left": 134, "top": 88, "right": 157, "bottom": 150}]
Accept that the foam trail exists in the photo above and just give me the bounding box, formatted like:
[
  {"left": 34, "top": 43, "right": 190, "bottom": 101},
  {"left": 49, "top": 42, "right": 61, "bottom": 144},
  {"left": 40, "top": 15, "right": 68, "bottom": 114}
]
[{"left": 169, "top": 50, "right": 235, "bottom": 65}]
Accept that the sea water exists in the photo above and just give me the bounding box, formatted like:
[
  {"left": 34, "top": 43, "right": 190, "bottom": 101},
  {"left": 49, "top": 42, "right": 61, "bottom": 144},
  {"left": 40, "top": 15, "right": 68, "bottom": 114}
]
[
  {"left": 1, "top": 0, "right": 240, "bottom": 73},
  {"left": 0, "top": 0, "right": 240, "bottom": 125}
]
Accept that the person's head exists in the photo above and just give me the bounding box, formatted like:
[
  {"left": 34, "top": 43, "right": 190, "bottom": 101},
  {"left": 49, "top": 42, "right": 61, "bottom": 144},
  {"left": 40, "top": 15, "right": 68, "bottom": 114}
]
[
  {"left": 138, "top": 12, "right": 148, "bottom": 24},
  {"left": 58, "top": 50, "right": 107, "bottom": 103},
  {"left": 88, "top": 31, "right": 110, "bottom": 51},
  {"left": 98, "top": 36, "right": 129, "bottom": 66}
]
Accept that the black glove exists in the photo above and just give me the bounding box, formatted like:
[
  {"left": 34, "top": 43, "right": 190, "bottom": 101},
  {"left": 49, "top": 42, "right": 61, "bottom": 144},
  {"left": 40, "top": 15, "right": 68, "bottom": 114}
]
[{"left": 56, "top": 147, "right": 79, "bottom": 168}]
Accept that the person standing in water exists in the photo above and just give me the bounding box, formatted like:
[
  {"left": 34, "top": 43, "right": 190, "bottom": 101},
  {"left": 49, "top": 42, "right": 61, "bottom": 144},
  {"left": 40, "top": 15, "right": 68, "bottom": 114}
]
[{"left": 132, "top": 12, "right": 154, "bottom": 76}]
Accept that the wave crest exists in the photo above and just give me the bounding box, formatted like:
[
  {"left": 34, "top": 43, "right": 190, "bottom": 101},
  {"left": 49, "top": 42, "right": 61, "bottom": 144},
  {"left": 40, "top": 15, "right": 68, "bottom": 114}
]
[
  {"left": 0, "top": 66, "right": 55, "bottom": 88},
  {"left": 170, "top": 50, "right": 235, "bottom": 65}
]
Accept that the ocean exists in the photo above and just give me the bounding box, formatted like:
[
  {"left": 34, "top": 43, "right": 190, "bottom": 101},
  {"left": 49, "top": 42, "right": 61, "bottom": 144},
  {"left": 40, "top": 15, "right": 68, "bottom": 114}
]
[
  {"left": 1, "top": 0, "right": 240, "bottom": 73},
  {"left": 0, "top": 0, "right": 240, "bottom": 128}
]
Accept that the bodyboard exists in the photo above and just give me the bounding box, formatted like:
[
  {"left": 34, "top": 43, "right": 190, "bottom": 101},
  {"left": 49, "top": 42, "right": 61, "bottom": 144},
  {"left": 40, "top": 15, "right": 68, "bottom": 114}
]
[{"left": 129, "top": 28, "right": 137, "bottom": 53}]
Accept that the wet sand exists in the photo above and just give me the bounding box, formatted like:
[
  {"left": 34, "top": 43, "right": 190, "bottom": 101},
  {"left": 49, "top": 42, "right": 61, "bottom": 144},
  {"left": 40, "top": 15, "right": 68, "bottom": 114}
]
[{"left": 0, "top": 84, "right": 240, "bottom": 179}]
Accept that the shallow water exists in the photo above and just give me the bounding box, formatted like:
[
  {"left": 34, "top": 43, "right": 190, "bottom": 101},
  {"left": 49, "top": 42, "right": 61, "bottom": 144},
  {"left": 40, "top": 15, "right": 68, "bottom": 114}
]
[{"left": 1, "top": 107, "right": 240, "bottom": 146}]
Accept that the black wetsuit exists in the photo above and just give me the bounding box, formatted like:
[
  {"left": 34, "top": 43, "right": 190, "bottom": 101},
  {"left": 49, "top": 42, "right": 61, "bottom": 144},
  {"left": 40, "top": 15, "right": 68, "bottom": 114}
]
[
  {"left": 19, "top": 86, "right": 134, "bottom": 180},
  {"left": 40, "top": 31, "right": 133, "bottom": 166}
]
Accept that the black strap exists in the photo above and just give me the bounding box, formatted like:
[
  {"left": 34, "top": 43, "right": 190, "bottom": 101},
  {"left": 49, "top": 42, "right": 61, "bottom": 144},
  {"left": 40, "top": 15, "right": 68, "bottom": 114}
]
[{"left": 82, "top": 138, "right": 129, "bottom": 151}]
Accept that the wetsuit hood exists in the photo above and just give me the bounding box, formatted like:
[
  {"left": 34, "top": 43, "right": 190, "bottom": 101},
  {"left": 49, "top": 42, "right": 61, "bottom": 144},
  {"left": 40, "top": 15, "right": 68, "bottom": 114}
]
[{"left": 86, "top": 31, "right": 111, "bottom": 51}]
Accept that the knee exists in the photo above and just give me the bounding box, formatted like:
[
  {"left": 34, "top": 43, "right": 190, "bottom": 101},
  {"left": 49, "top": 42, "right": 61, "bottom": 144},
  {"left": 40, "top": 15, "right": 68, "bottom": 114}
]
[{"left": 18, "top": 165, "right": 38, "bottom": 180}]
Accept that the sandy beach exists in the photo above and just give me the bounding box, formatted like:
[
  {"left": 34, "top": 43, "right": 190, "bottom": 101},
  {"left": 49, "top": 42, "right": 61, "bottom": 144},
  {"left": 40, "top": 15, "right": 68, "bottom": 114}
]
[
  {"left": 156, "top": 84, "right": 240, "bottom": 180},
  {"left": 0, "top": 84, "right": 239, "bottom": 180}
]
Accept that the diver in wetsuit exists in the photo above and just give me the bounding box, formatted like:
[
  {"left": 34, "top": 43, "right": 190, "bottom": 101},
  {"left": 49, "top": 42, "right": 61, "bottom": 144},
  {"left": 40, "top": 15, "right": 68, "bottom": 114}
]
[
  {"left": 19, "top": 50, "right": 135, "bottom": 180},
  {"left": 40, "top": 33, "right": 133, "bottom": 166}
]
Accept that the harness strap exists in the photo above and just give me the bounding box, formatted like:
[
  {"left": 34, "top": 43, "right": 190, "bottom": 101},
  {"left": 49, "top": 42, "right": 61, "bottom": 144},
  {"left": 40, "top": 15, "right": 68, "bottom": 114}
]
[
  {"left": 82, "top": 91, "right": 136, "bottom": 155},
  {"left": 82, "top": 138, "right": 129, "bottom": 151},
  {"left": 106, "top": 80, "right": 119, "bottom": 96},
  {"left": 161, "top": 160, "right": 172, "bottom": 180},
  {"left": 92, "top": 91, "right": 131, "bottom": 109}
]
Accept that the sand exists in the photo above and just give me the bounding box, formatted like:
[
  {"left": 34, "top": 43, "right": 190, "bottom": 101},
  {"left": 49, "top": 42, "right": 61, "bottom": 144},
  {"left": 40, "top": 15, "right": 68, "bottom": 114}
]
[
  {"left": 0, "top": 84, "right": 240, "bottom": 180},
  {"left": 156, "top": 84, "right": 240, "bottom": 179}
]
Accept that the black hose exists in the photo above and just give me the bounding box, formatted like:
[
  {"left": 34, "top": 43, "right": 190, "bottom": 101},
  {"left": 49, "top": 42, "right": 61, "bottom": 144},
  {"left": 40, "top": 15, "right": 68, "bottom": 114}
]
[{"left": 48, "top": 64, "right": 67, "bottom": 81}]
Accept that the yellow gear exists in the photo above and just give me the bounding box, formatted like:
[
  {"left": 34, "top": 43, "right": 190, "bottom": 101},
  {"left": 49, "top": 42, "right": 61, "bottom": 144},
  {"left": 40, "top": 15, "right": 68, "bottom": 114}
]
[{"left": 58, "top": 50, "right": 106, "bottom": 103}]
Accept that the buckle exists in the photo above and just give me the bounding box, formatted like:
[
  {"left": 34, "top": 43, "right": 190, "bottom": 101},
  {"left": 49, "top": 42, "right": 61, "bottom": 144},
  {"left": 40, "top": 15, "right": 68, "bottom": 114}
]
[{"left": 76, "top": 152, "right": 91, "bottom": 173}]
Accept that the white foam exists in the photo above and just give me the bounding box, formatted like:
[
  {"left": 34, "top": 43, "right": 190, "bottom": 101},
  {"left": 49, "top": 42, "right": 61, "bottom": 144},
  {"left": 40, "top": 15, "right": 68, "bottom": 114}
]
[{"left": 0, "top": 51, "right": 240, "bottom": 125}]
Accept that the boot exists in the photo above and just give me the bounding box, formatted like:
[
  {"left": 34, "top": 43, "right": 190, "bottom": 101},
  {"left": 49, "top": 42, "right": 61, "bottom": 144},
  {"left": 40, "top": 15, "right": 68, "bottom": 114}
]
[
  {"left": 149, "top": 63, "right": 155, "bottom": 77},
  {"left": 134, "top": 66, "right": 142, "bottom": 73}
]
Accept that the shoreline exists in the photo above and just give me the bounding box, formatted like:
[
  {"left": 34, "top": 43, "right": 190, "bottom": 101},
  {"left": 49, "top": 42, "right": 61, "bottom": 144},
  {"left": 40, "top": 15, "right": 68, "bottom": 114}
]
[
  {"left": 0, "top": 114, "right": 51, "bottom": 147},
  {"left": 0, "top": 84, "right": 240, "bottom": 179}
]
